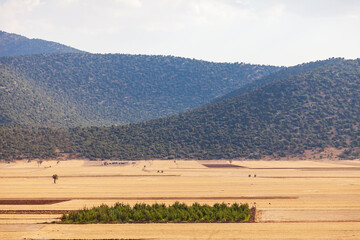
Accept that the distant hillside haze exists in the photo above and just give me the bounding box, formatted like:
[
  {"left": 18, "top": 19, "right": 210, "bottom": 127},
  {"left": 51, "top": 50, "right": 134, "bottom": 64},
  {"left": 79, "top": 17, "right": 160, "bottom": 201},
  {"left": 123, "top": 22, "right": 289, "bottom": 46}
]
[
  {"left": 0, "top": 30, "right": 84, "bottom": 57},
  {"left": 0, "top": 53, "right": 280, "bottom": 127}
]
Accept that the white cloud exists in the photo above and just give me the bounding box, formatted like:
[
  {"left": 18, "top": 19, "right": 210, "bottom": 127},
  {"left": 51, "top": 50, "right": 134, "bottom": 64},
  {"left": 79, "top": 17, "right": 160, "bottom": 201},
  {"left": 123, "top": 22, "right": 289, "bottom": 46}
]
[
  {"left": 114, "top": 0, "right": 142, "bottom": 8},
  {"left": 0, "top": 0, "right": 360, "bottom": 65},
  {"left": 0, "top": 0, "right": 41, "bottom": 13},
  {"left": 56, "top": 0, "right": 79, "bottom": 7},
  {"left": 266, "top": 4, "right": 285, "bottom": 23},
  {"left": 346, "top": 14, "right": 360, "bottom": 20},
  {"left": 188, "top": 0, "right": 257, "bottom": 24},
  {"left": 0, "top": 0, "right": 42, "bottom": 32},
  {"left": 280, "top": 0, "right": 360, "bottom": 18}
]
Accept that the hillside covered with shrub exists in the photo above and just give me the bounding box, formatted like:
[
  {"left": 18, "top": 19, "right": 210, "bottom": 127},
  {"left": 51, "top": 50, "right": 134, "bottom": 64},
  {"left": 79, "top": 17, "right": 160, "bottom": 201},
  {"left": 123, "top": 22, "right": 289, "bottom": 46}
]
[
  {"left": 1, "top": 59, "right": 359, "bottom": 160},
  {"left": 215, "top": 58, "right": 345, "bottom": 102},
  {"left": 67, "top": 59, "right": 360, "bottom": 160},
  {"left": 0, "top": 53, "right": 279, "bottom": 127}
]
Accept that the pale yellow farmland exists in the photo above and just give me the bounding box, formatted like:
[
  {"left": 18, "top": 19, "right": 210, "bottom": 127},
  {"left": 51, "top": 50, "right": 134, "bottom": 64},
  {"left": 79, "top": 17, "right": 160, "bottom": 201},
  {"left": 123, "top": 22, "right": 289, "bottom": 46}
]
[{"left": 0, "top": 159, "right": 360, "bottom": 239}]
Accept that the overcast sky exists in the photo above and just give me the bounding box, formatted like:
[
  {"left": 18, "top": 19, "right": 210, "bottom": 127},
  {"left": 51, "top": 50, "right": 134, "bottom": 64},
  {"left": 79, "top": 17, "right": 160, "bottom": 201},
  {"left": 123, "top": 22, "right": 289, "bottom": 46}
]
[{"left": 1, "top": 0, "right": 360, "bottom": 66}]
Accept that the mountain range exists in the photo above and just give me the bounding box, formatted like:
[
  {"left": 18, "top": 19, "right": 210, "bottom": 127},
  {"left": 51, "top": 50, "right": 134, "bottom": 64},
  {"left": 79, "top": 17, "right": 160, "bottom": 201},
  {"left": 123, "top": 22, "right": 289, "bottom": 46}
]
[
  {"left": 0, "top": 30, "right": 359, "bottom": 160},
  {"left": 0, "top": 30, "right": 84, "bottom": 57},
  {"left": 66, "top": 59, "right": 360, "bottom": 160},
  {"left": 0, "top": 53, "right": 279, "bottom": 127}
]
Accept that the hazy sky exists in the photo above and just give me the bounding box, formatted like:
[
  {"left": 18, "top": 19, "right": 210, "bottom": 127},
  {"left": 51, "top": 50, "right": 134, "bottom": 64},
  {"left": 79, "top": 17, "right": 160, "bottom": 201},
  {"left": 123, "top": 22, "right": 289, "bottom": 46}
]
[{"left": 1, "top": 0, "right": 360, "bottom": 66}]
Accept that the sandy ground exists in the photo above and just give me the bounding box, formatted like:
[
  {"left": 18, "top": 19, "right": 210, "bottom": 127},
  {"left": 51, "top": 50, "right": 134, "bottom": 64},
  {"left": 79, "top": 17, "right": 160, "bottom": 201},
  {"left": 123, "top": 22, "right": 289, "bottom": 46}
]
[
  {"left": 0, "top": 159, "right": 359, "bottom": 239},
  {"left": 2, "top": 222, "right": 360, "bottom": 240}
]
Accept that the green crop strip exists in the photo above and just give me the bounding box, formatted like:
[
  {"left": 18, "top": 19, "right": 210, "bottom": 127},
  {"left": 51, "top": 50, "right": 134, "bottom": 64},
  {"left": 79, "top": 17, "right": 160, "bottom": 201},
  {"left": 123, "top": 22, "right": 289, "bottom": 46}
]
[{"left": 61, "top": 202, "right": 251, "bottom": 223}]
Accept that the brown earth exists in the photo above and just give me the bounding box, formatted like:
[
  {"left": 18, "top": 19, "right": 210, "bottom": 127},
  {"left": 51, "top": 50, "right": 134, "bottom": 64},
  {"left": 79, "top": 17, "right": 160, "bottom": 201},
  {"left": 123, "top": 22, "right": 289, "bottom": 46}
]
[
  {"left": 0, "top": 210, "right": 72, "bottom": 214},
  {"left": 0, "top": 174, "right": 180, "bottom": 178},
  {"left": 0, "top": 199, "right": 69, "bottom": 205},
  {"left": 0, "top": 196, "right": 296, "bottom": 202}
]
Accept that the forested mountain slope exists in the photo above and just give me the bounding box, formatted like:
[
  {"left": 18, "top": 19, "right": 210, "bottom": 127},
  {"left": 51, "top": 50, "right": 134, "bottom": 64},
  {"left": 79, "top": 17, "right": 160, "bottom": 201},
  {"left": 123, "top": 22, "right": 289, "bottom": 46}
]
[
  {"left": 2, "top": 59, "right": 359, "bottom": 160},
  {"left": 0, "top": 53, "right": 279, "bottom": 127},
  {"left": 0, "top": 126, "right": 74, "bottom": 159},
  {"left": 215, "top": 58, "right": 345, "bottom": 102},
  {"left": 0, "top": 30, "right": 84, "bottom": 57},
  {"left": 0, "top": 65, "right": 83, "bottom": 127},
  {"left": 67, "top": 59, "right": 360, "bottom": 160}
]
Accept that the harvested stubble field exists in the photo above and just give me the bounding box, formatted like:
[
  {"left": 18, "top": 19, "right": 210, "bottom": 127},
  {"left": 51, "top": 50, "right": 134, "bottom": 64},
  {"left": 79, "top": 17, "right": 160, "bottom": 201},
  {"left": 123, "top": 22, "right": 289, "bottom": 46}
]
[{"left": 0, "top": 159, "right": 360, "bottom": 239}]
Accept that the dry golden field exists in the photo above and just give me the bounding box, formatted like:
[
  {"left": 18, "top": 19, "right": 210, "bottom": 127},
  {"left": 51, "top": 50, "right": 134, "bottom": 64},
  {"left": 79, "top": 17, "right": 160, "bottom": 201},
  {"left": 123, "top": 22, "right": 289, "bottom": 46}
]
[{"left": 0, "top": 158, "right": 360, "bottom": 239}]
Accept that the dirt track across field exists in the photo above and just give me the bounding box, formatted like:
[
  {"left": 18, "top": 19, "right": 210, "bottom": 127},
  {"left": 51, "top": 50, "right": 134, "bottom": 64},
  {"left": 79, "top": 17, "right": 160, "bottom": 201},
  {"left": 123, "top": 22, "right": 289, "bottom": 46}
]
[
  {"left": 202, "top": 164, "right": 245, "bottom": 168},
  {"left": 0, "top": 210, "right": 72, "bottom": 214},
  {"left": 0, "top": 199, "right": 69, "bottom": 205},
  {"left": 0, "top": 174, "right": 180, "bottom": 178},
  {"left": 28, "top": 239, "right": 144, "bottom": 240},
  {"left": 244, "top": 167, "right": 360, "bottom": 170},
  {"left": 0, "top": 196, "right": 297, "bottom": 205}
]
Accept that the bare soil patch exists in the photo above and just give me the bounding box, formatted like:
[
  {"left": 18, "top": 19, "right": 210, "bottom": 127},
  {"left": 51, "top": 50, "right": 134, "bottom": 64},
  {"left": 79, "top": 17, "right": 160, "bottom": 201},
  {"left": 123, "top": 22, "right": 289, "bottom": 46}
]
[
  {"left": 8, "top": 223, "right": 360, "bottom": 240},
  {"left": 202, "top": 164, "right": 245, "bottom": 168},
  {"left": 0, "top": 224, "right": 43, "bottom": 232},
  {"left": 0, "top": 199, "right": 70, "bottom": 205},
  {"left": 259, "top": 176, "right": 360, "bottom": 179},
  {"left": 248, "top": 167, "right": 360, "bottom": 170},
  {"left": 28, "top": 238, "right": 144, "bottom": 240},
  {"left": 248, "top": 207, "right": 256, "bottom": 223},
  {"left": 0, "top": 210, "right": 72, "bottom": 214},
  {"left": 70, "top": 196, "right": 298, "bottom": 200},
  {"left": 0, "top": 174, "right": 180, "bottom": 178},
  {"left": 258, "top": 209, "right": 360, "bottom": 223}
]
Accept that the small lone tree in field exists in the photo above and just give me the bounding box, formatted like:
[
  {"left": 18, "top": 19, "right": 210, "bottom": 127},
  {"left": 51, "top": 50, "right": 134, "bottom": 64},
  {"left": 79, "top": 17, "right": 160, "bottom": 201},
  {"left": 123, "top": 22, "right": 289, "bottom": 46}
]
[{"left": 52, "top": 174, "right": 58, "bottom": 184}]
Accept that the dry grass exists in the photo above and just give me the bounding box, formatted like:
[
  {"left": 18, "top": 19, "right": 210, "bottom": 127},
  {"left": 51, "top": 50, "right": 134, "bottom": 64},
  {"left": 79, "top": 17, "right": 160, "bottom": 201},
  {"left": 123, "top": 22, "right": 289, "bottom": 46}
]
[{"left": 0, "top": 159, "right": 360, "bottom": 239}]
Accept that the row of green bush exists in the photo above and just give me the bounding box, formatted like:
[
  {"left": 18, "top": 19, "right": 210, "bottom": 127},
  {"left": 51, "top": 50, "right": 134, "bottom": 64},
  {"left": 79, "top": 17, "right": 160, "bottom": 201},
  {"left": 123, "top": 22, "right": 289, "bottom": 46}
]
[{"left": 61, "top": 202, "right": 251, "bottom": 223}]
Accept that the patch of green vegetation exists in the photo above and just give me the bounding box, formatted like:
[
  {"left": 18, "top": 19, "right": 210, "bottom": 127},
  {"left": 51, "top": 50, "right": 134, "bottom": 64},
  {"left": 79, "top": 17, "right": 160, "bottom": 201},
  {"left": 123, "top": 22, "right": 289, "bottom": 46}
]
[
  {"left": 61, "top": 202, "right": 251, "bottom": 223},
  {"left": 338, "top": 148, "right": 360, "bottom": 160},
  {"left": 0, "top": 125, "right": 74, "bottom": 160}
]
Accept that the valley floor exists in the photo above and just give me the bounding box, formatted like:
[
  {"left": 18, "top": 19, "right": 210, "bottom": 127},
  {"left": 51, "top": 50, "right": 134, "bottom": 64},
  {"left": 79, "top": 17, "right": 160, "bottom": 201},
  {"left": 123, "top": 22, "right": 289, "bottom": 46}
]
[{"left": 0, "top": 158, "right": 360, "bottom": 239}]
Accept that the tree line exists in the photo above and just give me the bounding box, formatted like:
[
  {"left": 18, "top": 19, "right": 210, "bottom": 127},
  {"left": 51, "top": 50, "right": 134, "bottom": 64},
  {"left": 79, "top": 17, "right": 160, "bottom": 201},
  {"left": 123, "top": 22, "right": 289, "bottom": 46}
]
[{"left": 61, "top": 202, "right": 251, "bottom": 223}]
